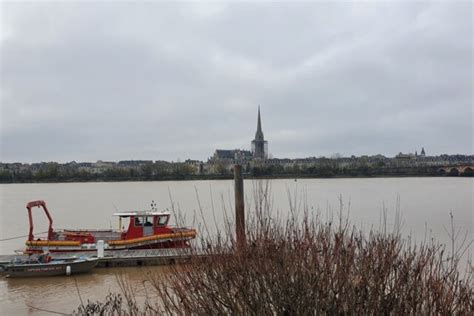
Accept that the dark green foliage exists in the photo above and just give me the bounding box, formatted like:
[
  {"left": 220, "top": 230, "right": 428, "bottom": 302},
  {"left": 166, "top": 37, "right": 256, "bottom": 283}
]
[{"left": 0, "top": 161, "right": 470, "bottom": 183}]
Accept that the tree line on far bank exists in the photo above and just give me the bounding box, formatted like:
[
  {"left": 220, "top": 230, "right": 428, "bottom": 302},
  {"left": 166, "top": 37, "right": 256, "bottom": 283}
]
[{"left": 0, "top": 161, "right": 470, "bottom": 183}]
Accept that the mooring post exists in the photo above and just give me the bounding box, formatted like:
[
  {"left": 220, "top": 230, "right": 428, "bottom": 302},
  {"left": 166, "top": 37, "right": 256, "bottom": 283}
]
[
  {"left": 234, "top": 164, "right": 245, "bottom": 248},
  {"left": 97, "top": 240, "right": 104, "bottom": 258}
]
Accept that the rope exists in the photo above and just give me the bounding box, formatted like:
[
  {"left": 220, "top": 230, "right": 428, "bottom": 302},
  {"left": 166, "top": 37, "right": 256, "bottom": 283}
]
[
  {"left": 0, "top": 231, "right": 48, "bottom": 242},
  {"left": 26, "top": 303, "right": 72, "bottom": 315}
]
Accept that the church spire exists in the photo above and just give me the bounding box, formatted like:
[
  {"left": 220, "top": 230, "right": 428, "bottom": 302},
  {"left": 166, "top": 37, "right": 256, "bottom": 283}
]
[
  {"left": 251, "top": 105, "right": 268, "bottom": 159},
  {"left": 255, "top": 105, "right": 264, "bottom": 140}
]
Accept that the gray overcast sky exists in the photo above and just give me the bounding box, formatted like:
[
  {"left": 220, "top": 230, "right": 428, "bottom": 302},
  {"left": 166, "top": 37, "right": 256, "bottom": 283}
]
[{"left": 1, "top": 1, "right": 472, "bottom": 163}]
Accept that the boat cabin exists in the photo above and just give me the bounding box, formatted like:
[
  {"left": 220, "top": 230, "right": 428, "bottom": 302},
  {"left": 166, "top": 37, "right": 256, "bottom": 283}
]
[{"left": 113, "top": 210, "right": 173, "bottom": 239}]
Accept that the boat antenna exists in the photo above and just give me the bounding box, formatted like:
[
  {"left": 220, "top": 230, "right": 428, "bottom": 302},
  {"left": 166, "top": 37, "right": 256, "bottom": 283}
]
[{"left": 112, "top": 203, "right": 119, "bottom": 212}]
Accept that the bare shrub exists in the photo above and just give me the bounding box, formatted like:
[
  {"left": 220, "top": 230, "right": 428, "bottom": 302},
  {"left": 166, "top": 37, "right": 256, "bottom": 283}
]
[
  {"left": 75, "top": 183, "right": 473, "bottom": 315},
  {"left": 151, "top": 217, "right": 472, "bottom": 314}
]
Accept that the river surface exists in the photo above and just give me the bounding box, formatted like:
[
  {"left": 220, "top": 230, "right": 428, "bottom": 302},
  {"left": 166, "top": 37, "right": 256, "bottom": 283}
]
[{"left": 0, "top": 178, "right": 472, "bottom": 315}]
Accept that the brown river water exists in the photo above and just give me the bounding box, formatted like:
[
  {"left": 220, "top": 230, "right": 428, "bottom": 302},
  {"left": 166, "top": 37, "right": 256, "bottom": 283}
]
[{"left": 0, "top": 178, "right": 472, "bottom": 315}]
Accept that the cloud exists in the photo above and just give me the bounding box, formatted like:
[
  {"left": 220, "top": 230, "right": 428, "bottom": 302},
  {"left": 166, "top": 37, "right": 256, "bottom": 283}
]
[{"left": 1, "top": 1, "right": 472, "bottom": 162}]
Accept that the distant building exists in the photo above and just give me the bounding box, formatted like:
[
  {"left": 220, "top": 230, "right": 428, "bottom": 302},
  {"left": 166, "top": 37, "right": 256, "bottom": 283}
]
[
  {"left": 210, "top": 106, "right": 268, "bottom": 163},
  {"left": 251, "top": 106, "right": 268, "bottom": 159},
  {"left": 213, "top": 150, "right": 235, "bottom": 160},
  {"left": 212, "top": 149, "right": 252, "bottom": 161},
  {"left": 396, "top": 152, "right": 415, "bottom": 160},
  {"left": 397, "top": 147, "right": 427, "bottom": 160},
  {"left": 420, "top": 147, "right": 426, "bottom": 157},
  {"left": 118, "top": 160, "right": 153, "bottom": 166}
]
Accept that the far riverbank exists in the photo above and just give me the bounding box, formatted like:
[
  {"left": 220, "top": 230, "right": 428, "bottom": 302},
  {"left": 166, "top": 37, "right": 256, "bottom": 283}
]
[
  {"left": 0, "top": 173, "right": 471, "bottom": 184},
  {"left": 1, "top": 166, "right": 472, "bottom": 184}
]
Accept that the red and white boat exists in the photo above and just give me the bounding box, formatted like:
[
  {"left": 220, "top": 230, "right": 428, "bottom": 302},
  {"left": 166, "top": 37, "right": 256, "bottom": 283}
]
[{"left": 24, "top": 200, "right": 196, "bottom": 253}]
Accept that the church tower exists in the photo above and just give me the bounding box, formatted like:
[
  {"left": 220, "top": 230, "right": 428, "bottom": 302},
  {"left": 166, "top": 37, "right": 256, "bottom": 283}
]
[{"left": 251, "top": 106, "right": 268, "bottom": 159}]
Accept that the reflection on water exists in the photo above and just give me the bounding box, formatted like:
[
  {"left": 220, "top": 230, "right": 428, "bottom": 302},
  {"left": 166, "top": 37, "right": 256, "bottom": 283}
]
[
  {"left": 0, "top": 266, "right": 168, "bottom": 315},
  {"left": 0, "top": 178, "right": 472, "bottom": 314}
]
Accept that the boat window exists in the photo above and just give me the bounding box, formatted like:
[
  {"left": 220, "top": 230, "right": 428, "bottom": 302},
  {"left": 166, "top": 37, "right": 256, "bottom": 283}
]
[
  {"left": 157, "top": 215, "right": 169, "bottom": 226},
  {"left": 134, "top": 217, "right": 143, "bottom": 226},
  {"left": 144, "top": 217, "right": 153, "bottom": 226},
  {"left": 119, "top": 216, "right": 129, "bottom": 230}
]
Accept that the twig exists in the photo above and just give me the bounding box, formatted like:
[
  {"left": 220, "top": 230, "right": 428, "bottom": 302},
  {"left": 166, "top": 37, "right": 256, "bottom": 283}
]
[{"left": 26, "top": 303, "right": 71, "bottom": 315}]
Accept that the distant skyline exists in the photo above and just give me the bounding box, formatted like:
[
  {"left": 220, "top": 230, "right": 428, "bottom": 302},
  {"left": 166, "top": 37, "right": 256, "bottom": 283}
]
[{"left": 1, "top": 1, "right": 472, "bottom": 163}]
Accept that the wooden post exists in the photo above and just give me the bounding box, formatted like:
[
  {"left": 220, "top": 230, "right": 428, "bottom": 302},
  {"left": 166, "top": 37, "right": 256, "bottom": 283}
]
[{"left": 234, "top": 164, "right": 245, "bottom": 248}]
